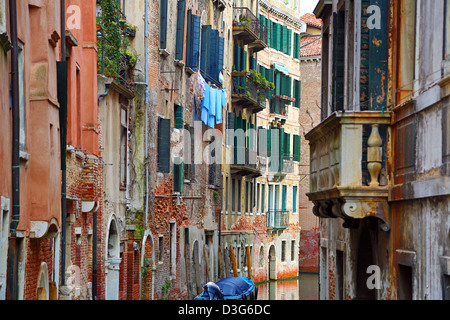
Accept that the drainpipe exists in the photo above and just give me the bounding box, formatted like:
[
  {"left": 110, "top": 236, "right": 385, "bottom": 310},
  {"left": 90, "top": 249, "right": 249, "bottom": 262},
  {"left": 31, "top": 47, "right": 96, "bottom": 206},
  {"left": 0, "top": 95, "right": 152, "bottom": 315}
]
[
  {"left": 59, "top": 0, "right": 68, "bottom": 288},
  {"left": 7, "top": 0, "right": 20, "bottom": 301},
  {"left": 144, "top": 0, "right": 149, "bottom": 231}
]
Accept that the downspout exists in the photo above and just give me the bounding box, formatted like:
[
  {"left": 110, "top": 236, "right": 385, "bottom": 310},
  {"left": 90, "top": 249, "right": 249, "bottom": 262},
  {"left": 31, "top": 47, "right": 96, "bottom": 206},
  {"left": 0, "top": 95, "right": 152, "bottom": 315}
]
[
  {"left": 144, "top": 0, "right": 149, "bottom": 231},
  {"left": 7, "top": 0, "right": 20, "bottom": 301},
  {"left": 59, "top": 0, "right": 68, "bottom": 288}
]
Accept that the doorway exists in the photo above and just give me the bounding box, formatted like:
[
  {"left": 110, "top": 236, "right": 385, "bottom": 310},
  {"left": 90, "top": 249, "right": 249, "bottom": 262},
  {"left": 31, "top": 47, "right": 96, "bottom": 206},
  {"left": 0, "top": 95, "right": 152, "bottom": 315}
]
[{"left": 268, "top": 245, "right": 276, "bottom": 281}]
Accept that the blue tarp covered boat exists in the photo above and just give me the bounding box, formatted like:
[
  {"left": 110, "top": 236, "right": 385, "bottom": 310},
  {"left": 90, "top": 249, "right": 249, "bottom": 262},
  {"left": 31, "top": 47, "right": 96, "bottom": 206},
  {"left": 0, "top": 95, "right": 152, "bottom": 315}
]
[{"left": 195, "top": 277, "right": 258, "bottom": 300}]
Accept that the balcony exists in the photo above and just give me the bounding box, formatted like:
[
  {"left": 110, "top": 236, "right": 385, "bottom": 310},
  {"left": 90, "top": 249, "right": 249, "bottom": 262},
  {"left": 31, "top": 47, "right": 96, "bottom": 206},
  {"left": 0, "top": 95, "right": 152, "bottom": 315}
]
[
  {"left": 232, "top": 72, "right": 267, "bottom": 113},
  {"left": 268, "top": 155, "right": 294, "bottom": 182},
  {"left": 233, "top": 7, "right": 268, "bottom": 52},
  {"left": 267, "top": 210, "right": 289, "bottom": 230},
  {"left": 305, "top": 111, "right": 392, "bottom": 232},
  {"left": 269, "top": 98, "right": 291, "bottom": 126},
  {"left": 231, "top": 147, "right": 262, "bottom": 178}
]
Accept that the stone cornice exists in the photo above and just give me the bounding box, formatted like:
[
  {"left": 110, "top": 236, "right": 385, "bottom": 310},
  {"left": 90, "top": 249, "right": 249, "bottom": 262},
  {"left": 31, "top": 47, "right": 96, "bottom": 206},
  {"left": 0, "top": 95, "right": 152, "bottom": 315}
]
[{"left": 259, "top": 0, "right": 305, "bottom": 30}]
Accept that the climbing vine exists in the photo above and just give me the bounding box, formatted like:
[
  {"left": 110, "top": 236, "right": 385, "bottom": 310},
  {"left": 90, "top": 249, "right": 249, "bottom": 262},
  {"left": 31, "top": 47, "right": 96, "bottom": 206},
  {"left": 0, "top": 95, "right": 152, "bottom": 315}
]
[{"left": 97, "top": 0, "right": 138, "bottom": 82}]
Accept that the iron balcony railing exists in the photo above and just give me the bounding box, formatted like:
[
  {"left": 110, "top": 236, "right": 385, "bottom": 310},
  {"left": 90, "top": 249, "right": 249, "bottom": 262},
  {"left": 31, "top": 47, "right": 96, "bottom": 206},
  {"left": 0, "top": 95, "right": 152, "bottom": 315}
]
[
  {"left": 267, "top": 210, "right": 289, "bottom": 229},
  {"left": 232, "top": 72, "right": 267, "bottom": 110},
  {"left": 233, "top": 6, "right": 268, "bottom": 45},
  {"left": 97, "top": 8, "right": 134, "bottom": 88}
]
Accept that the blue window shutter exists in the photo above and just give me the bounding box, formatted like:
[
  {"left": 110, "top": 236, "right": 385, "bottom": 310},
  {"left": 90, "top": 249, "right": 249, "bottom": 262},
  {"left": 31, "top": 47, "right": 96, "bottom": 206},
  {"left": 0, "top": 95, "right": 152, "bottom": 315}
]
[
  {"left": 185, "top": 10, "right": 192, "bottom": 65},
  {"left": 190, "top": 14, "right": 201, "bottom": 70},
  {"left": 200, "top": 26, "right": 211, "bottom": 74},
  {"left": 175, "top": 0, "right": 186, "bottom": 61},
  {"left": 209, "top": 29, "right": 219, "bottom": 81},
  {"left": 218, "top": 36, "right": 224, "bottom": 79},
  {"left": 160, "top": 0, "right": 168, "bottom": 49},
  {"left": 158, "top": 118, "right": 171, "bottom": 173}
]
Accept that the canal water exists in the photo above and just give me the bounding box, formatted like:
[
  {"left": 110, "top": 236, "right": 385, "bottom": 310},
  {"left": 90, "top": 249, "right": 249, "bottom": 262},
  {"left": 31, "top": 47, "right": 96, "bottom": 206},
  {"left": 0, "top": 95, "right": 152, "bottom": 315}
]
[{"left": 257, "top": 273, "right": 319, "bottom": 300}]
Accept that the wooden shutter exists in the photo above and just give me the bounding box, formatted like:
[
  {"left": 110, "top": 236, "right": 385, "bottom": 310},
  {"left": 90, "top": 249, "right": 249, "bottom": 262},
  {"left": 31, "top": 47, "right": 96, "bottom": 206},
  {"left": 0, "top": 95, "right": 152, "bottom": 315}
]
[
  {"left": 287, "top": 28, "right": 292, "bottom": 56},
  {"left": 294, "top": 79, "right": 301, "bottom": 108},
  {"left": 160, "top": 0, "right": 168, "bottom": 49},
  {"left": 174, "top": 158, "right": 184, "bottom": 193},
  {"left": 218, "top": 36, "right": 224, "bottom": 78},
  {"left": 293, "top": 186, "right": 297, "bottom": 213},
  {"left": 175, "top": 0, "right": 186, "bottom": 61},
  {"left": 267, "top": 128, "right": 272, "bottom": 157},
  {"left": 293, "top": 135, "right": 301, "bottom": 162},
  {"left": 279, "top": 128, "right": 284, "bottom": 172},
  {"left": 282, "top": 185, "right": 287, "bottom": 211},
  {"left": 285, "top": 132, "right": 290, "bottom": 159},
  {"left": 175, "top": 105, "right": 183, "bottom": 129},
  {"left": 186, "top": 12, "right": 201, "bottom": 70},
  {"left": 227, "top": 112, "right": 235, "bottom": 146},
  {"left": 332, "top": 11, "right": 345, "bottom": 112},
  {"left": 200, "top": 25, "right": 211, "bottom": 74},
  {"left": 209, "top": 29, "right": 219, "bottom": 81},
  {"left": 158, "top": 118, "right": 170, "bottom": 173},
  {"left": 266, "top": 68, "right": 274, "bottom": 99}
]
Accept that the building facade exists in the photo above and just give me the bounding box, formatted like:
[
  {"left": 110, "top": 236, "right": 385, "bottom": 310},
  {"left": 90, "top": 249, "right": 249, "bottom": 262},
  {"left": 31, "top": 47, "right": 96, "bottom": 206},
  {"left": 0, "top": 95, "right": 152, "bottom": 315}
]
[
  {"left": 309, "top": 0, "right": 450, "bottom": 300},
  {"left": 297, "top": 13, "right": 322, "bottom": 273}
]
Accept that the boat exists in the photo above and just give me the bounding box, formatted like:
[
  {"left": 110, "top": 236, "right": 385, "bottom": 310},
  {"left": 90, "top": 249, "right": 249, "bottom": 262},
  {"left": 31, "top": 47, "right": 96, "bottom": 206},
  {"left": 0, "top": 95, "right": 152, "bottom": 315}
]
[{"left": 194, "top": 277, "right": 258, "bottom": 300}]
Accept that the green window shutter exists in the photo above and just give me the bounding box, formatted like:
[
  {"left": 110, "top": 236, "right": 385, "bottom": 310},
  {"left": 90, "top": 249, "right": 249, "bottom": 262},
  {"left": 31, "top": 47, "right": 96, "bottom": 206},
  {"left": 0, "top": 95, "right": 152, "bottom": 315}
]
[
  {"left": 293, "top": 135, "right": 301, "bottom": 162},
  {"left": 293, "top": 186, "right": 298, "bottom": 213},
  {"left": 276, "top": 23, "right": 282, "bottom": 51},
  {"left": 294, "top": 79, "right": 301, "bottom": 108},
  {"left": 175, "top": 0, "right": 186, "bottom": 61},
  {"left": 282, "top": 25, "right": 287, "bottom": 53},
  {"left": 160, "top": 0, "right": 168, "bottom": 49},
  {"left": 175, "top": 105, "right": 183, "bottom": 129},
  {"left": 282, "top": 185, "right": 287, "bottom": 211},
  {"left": 158, "top": 117, "right": 171, "bottom": 173},
  {"left": 294, "top": 33, "right": 301, "bottom": 59},
  {"left": 267, "top": 128, "right": 272, "bottom": 157},
  {"left": 267, "top": 17, "right": 271, "bottom": 47},
  {"left": 285, "top": 132, "right": 291, "bottom": 159},
  {"left": 174, "top": 158, "right": 184, "bottom": 193},
  {"left": 266, "top": 68, "right": 274, "bottom": 99},
  {"left": 278, "top": 128, "right": 284, "bottom": 172},
  {"left": 287, "top": 28, "right": 292, "bottom": 56}
]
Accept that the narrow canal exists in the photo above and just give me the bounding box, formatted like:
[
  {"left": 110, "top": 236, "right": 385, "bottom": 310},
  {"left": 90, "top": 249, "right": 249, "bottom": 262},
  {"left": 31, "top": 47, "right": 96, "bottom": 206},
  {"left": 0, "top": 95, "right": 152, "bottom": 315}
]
[{"left": 257, "top": 273, "right": 319, "bottom": 300}]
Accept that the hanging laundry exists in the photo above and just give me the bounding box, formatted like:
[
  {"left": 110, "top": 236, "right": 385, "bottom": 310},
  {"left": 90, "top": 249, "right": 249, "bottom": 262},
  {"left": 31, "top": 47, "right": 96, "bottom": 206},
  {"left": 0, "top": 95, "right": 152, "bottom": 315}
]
[
  {"left": 208, "top": 86, "right": 217, "bottom": 128},
  {"left": 216, "top": 89, "right": 223, "bottom": 125},
  {"left": 201, "top": 83, "right": 211, "bottom": 126},
  {"left": 198, "top": 71, "right": 206, "bottom": 97}
]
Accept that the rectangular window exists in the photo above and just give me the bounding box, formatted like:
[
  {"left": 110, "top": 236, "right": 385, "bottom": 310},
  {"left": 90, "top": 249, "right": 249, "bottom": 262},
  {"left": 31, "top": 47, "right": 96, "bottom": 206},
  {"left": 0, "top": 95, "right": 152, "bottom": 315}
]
[
  {"left": 160, "top": 0, "right": 168, "bottom": 49},
  {"left": 292, "top": 186, "right": 298, "bottom": 213},
  {"left": 120, "top": 108, "right": 128, "bottom": 187},
  {"left": 336, "top": 250, "right": 344, "bottom": 300},
  {"left": 444, "top": 274, "right": 450, "bottom": 300},
  {"left": 170, "top": 222, "right": 176, "bottom": 275},
  {"left": 175, "top": 0, "right": 186, "bottom": 61},
  {"left": 256, "top": 183, "right": 260, "bottom": 214},
  {"left": 18, "top": 41, "right": 25, "bottom": 151},
  {"left": 157, "top": 118, "right": 171, "bottom": 173},
  {"left": 245, "top": 181, "right": 249, "bottom": 214},
  {"left": 291, "top": 240, "right": 296, "bottom": 262},
  {"left": 158, "top": 236, "right": 164, "bottom": 262},
  {"left": 398, "top": 264, "right": 413, "bottom": 300},
  {"left": 261, "top": 184, "right": 265, "bottom": 214},
  {"left": 281, "top": 240, "right": 286, "bottom": 262},
  {"left": 237, "top": 179, "right": 241, "bottom": 214},
  {"left": 232, "top": 178, "right": 236, "bottom": 213},
  {"left": 395, "top": 0, "right": 417, "bottom": 104},
  {"left": 225, "top": 176, "right": 229, "bottom": 213}
]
